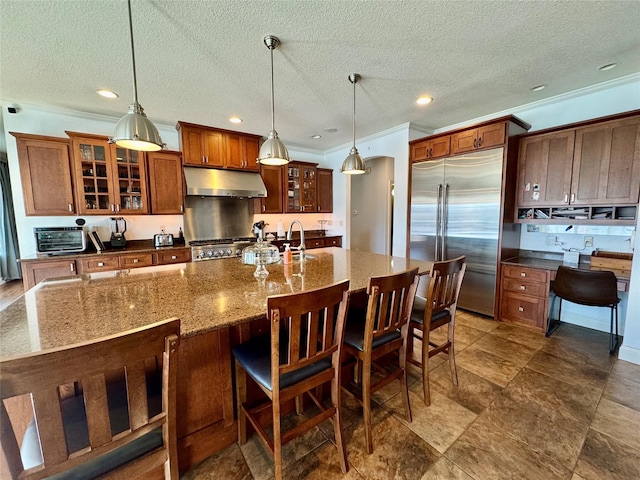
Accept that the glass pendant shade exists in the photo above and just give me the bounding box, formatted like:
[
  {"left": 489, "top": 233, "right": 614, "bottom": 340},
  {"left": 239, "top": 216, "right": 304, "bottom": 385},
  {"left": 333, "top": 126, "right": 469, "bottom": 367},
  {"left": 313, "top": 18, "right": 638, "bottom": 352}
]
[
  {"left": 113, "top": 0, "right": 163, "bottom": 152},
  {"left": 113, "top": 101, "right": 163, "bottom": 151},
  {"left": 341, "top": 73, "right": 366, "bottom": 174},
  {"left": 258, "top": 130, "right": 290, "bottom": 166},
  {"left": 258, "top": 35, "right": 290, "bottom": 165}
]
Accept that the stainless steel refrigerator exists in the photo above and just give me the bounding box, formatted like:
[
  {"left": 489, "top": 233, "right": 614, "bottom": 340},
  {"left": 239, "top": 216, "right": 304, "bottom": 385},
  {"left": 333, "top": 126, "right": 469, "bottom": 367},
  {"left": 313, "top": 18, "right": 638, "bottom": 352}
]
[{"left": 409, "top": 147, "right": 504, "bottom": 316}]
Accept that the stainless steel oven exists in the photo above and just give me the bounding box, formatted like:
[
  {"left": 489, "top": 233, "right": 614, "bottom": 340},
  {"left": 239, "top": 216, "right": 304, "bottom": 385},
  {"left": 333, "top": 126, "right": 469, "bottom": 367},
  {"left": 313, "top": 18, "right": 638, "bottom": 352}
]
[{"left": 34, "top": 227, "right": 87, "bottom": 254}]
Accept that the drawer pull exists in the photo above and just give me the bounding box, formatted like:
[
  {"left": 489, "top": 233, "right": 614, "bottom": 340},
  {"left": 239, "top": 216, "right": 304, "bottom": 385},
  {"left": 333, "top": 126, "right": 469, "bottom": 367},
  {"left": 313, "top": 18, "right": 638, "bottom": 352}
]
[
  {"left": 520, "top": 272, "right": 526, "bottom": 277},
  {"left": 520, "top": 285, "right": 526, "bottom": 290},
  {"left": 98, "top": 262, "right": 104, "bottom": 267},
  {"left": 518, "top": 306, "right": 524, "bottom": 312},
  {"left": 133, "top": 259, "right": 139, "bottom": 264},
  {"left": 171, "top": 255, "right": 177, "bottom": 260},
  {"left": 70, "top": 263, "right": 75, "bottom": 272}
]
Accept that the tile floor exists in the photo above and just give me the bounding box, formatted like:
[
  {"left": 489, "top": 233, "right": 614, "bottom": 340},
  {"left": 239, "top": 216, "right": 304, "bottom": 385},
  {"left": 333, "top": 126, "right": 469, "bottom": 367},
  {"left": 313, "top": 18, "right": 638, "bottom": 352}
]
[{"left": 180, "top": 311, "right": 640, "bottom": 480}]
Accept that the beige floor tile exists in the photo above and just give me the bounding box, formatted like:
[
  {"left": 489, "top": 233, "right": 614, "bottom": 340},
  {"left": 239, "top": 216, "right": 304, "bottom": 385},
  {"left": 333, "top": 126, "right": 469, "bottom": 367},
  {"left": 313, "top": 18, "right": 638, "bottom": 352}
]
[
  {"left": 456, "top": 312, "right": 500, "bottom": 333},
  {"left": 571, "top": 474, "right": 587, "bottom": 480},
  {"left": 282, "top": 440, "right": 365, "bottom": 479},
  {"left": 445, "top": 417, "right": 571, "bottom": 480},
  {"left": 542, "top": 336, "right": 615, "bottom": 373},
  {"left": 590, "top": 397, "right": 640, "bottom": 451},
  {"left": 526, "top": 351, "right": 609, "bottom": 390},
  {"left": 574, "top": 429, "right": 640, "bottom": 480},
  {"left": 181, "top": 443, "right": 252, "bottom": 480},
  {"left": 472, "top": 333, "right": 538, "bottom": 368},
  {"left": 420, "top": 457, "right": 475, "bottom": 479},
  {"left": 427, "top": 364, "right": 503, "bottom": 415},
  {"left": 602, "top": 372, "right": 640, "bottom": 411},
  {"left": 455, "top": 345, "right": 521, "bottom": 387},
  {"left": 610, "top": 359, "right": 640, "bottom": 384},
  {"left": 479, "top": 388, "right": 590, "bottom": 469},
  {"left": 490, "top": 323, "right": 549, "bottom": 350},
  {"left": 383, "top": 389, "right": 477, "bottom": 453}
]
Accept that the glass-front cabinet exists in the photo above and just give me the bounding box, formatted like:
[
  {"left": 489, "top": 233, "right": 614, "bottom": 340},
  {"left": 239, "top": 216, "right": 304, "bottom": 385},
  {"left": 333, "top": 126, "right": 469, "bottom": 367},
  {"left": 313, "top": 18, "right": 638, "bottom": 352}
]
[
  {"left": 68, "top": 132, "right": 148, "bottom": 215},
  {"left": 285, "top": 161, "right": 317, "bottom": 213}
]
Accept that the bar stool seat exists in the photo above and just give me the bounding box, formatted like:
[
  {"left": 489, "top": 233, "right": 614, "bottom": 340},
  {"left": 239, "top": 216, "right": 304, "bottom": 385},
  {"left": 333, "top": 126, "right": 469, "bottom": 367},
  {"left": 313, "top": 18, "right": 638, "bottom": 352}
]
[{"left": 547, "top": 265, "right": 621, "bottom": 354}]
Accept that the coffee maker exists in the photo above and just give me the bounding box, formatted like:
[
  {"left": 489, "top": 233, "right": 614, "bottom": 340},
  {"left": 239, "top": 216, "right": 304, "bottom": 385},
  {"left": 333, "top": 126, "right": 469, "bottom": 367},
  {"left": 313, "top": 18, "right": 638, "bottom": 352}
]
[{"left": 110, "top": 217, "right": 127, "bottom": 248}]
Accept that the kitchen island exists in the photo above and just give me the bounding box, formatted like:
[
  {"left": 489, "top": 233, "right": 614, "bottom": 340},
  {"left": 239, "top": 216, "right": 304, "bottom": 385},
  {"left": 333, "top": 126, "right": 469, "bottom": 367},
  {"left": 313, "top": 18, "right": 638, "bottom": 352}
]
[{"left": 1, "top": 247, "right": 432, "bottom": 472}]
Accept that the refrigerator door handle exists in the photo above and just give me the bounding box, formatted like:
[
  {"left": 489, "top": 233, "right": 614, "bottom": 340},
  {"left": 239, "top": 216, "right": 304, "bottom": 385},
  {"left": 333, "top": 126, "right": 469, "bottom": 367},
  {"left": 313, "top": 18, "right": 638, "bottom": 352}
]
[
  {"left": 442, "top": 183, "right": 449, "bottom": 260},
  {"left": 435, "top": 183, "right": 443, "bottom": 261}
]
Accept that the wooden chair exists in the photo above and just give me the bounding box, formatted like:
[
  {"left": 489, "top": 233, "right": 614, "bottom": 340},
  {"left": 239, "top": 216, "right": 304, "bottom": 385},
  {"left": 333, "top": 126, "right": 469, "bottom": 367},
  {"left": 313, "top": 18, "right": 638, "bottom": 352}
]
[
  {"left": 233, "top": 280, "right": 350, "bottom": 480},
  {"left": 408, "top": 256, "right": 466, "bottom": 405},
  {"left": 1, "top": 318, "right": 180, "bottom": 480},
  {"left": 341, "top": 268, "right": 419, "bottom": 454}
]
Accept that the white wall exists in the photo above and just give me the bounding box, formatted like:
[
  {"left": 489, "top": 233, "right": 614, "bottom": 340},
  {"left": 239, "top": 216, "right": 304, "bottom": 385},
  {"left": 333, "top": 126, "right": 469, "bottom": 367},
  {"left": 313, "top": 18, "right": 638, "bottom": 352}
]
[{"left": 619, "top": 215, "right": 640, "bottom": 365}]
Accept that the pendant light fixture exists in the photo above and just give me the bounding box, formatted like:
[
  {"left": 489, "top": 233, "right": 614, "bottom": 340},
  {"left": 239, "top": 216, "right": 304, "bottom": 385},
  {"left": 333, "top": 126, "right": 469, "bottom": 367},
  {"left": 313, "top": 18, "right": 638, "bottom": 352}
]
[
  {"left": 112, "top": 0, "right": 164, "bottom": 152},
  {"left": 341, "top": 73, "right": 366, "bottom": 174},
  {"left": 258, "top": 35, "right": 290, "bottom": 165}
]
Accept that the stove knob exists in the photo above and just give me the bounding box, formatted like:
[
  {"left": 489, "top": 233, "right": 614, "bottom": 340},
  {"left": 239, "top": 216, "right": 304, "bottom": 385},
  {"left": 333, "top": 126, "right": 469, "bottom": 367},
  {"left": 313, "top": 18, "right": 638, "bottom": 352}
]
[
  {"left": 206, "top": 250, "right": 214, "bottom": 257},
  {"left": 198, "top": 252, "right": 205, "bottom": 259},
  {"left": 218, "top": 249, "right": 225, "bottom": 257},
  {"left": 226, "top": 249, "right": 233, "bottom": 256}
]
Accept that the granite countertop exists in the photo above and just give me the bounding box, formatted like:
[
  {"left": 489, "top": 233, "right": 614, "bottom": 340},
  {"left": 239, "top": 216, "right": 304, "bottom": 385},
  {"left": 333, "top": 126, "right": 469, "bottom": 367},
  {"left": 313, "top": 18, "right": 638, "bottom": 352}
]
[
  {"left": 1, "top": 248, "right": 431, "bottom": 359},
  {"left": 19, "top": 240, "right": 190, "bottom": 263}
]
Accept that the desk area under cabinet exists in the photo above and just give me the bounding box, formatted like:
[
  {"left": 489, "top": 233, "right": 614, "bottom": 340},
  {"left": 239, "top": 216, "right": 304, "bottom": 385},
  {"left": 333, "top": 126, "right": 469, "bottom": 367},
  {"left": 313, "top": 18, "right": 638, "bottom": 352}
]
[{"left": 500, "top": 252, "right": 630, "bottom": 333}]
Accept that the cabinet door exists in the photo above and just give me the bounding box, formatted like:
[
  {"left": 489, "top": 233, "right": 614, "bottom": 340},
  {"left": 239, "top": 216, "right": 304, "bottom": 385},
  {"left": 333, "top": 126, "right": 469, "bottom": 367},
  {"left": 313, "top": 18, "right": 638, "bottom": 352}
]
[
  {"left": 155, "top": 248, "right": 192, "bottom": 264},
  {"left": 21, "top": 259, "right": 77, "bottom": 291},
  {"left": 203, "top": 130, "right": 225, "bottom": 167},
  {"left": 451, "top": 129, "right": 478, "bottom": 155},
  {"left": 410, "top": 140, "right": 429, "bottom": 163},
  {"left": 224, "top": 133, "right": 244, "bottom": 169},
  {"left": 260, "top": 165, "right": 284, "bottom": 213},
  {"left": 317, "top": 168, "right": 333, "bottom": 213},
  {"left": 477, "top": 122, "right": 506, "bottom": 150},
  {"left": 111, "top": 146, "right": 149, "bottom": 214},
  {"left": 148, "top": 151, "right": 184, "bottom": 214},
  {"left": 242, "top": 136, "right": 260, "bottom": 172},
  {"left": 78, "top": 256, "right": 120, "bottom": 273},
  {"left": 572, "top": 117, "right": 640, "bottom": 205},
  {"left": 14, "top": 135, "right": 75, "bottom": 215},
  {"left": 429, "top": 135, "right": 451, "bottom": 159},
  {"left": 181, "top": 126, "right": 206, "bottom": 166},
  {"left": 517, "top": 131, "right": 575, "bottom": 207},
  {"left": 119, "top": 253, "right": 154, "bottom": 269},
  {"left": 301, "top": 165, "right": 317, "bottom": 212},
  {"left": 70, "top": 137, "right": 115, "bottom": 214},
  {"left": 285, "top": 164, "right": 301, "bottom": 213}
]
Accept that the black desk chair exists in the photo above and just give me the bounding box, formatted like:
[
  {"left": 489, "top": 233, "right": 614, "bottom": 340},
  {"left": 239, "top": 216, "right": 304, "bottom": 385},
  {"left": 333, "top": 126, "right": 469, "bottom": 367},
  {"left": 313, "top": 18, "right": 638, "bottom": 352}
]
[{"left": 547, "top": 266, "right": 620, "bottom": 354}]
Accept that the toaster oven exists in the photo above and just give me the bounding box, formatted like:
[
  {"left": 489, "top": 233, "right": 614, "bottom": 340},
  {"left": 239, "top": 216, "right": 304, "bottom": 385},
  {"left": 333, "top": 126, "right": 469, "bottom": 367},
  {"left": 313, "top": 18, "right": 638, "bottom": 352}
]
[{"left": 34, "top": 227, "right": 87, "bottom": 254}]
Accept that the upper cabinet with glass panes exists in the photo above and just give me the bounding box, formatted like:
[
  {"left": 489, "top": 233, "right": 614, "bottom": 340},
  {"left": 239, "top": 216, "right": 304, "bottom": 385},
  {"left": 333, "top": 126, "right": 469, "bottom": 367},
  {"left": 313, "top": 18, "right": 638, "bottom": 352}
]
[{"left": 66, "top": 132, "right": 149, "bottom": 215}]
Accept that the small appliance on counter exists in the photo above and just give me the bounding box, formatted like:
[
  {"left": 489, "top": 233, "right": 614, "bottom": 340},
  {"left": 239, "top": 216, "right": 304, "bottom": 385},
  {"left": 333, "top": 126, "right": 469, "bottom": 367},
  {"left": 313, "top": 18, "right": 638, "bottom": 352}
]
[
  {"left": 34, "top": 226, "right": 86, "bottom": 254},
  {"left": 110, "top": 217, "right": 127, "bottom": 248},
  {"left": 154, "top": 230, "right": 174, "bottom": 248}
]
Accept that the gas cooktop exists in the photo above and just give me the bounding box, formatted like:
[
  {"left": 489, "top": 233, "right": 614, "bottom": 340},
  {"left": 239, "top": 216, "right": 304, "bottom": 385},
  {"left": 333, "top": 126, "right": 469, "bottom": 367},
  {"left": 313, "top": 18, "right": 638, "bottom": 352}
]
[{"left": 190, "top": 237, "right": 256, "bottom": 261}]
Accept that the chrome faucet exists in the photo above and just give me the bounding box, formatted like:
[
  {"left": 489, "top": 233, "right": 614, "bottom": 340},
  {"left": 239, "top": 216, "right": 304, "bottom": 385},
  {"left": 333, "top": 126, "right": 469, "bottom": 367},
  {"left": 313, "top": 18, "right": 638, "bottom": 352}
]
[{"left": 287, "top": 220, "right": 306, "bottom": 261}]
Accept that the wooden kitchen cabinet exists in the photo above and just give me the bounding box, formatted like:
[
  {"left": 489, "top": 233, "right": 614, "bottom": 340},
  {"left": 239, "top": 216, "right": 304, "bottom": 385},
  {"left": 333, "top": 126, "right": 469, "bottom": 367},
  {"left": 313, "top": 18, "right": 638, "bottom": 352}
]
[
  {"left": 410, "top": 135, "right": 451, "bottom": 162},
  {"left": 317, "top": 168, "right": 333, "bottom": 213},
  {"left": 571, "top": 116, "right": 640, "bottom": 205},
  {"left": 177, "top": 121, "right": 262, "bottom": 172},
  {"left": 259, "top": 164, "right": 284, "bottom": 213},
  {"left": 77, "top": 255, "right": 121, "bottom": 273},
  {"left": 517, "top": 130, "right": 575, "bottom": 207},
  {"left": 147, "top": 150, "right": 184, "bottom": 214},
  {"left": 285, "top": 161, "right": 317, "bottom": 213},
  {"left": 451, "top": 122, "right": 506, "bottom": 155},
  {"left": 67, "top": 132, "right": 149, "bottom": 215},
  {"left": 12, "top": 133, "right": 75, "bottom": 216},
  {"left": 20, "top": 258, "right": 77, "bottom": 291},
  {"left": 155, "top": 247, "right": 192, "bottom": 265},
  {"left": 499, "top": 264, "right": 549, "bottom": 332}
]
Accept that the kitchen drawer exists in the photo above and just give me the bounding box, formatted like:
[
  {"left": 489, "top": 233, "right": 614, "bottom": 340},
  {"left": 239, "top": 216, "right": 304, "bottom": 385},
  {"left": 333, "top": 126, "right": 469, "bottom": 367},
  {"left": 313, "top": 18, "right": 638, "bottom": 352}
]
[
  {"left": 78, "top": 256, "right": 120, "bottom": 273},
  {"left": 500, "top": 291, "right": 546, "bottom": 330},
  {"left": 156, "top": 248, "right": 192, "bottom": 265},
  {"left": 502, "top": 277, "right": 548, "bottom": 298},
  {"left": 120, "top": 253, "right": 154, "bottom": 269},
  {"left": 308, "top": 238, "right": 325, "bottom": 248},
  {"left": 502, "top": 265, "right": 548, "bottom": 283},
  {"left": 325, "top": 237, "right": 342, "bottom": 247}
]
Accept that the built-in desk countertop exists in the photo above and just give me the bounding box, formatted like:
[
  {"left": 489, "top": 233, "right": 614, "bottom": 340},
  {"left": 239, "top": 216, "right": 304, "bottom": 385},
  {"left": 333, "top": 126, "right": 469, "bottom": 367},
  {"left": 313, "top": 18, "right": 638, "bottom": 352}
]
[{"left": 0, "top": 248, "right": 432, "bottom": 359}]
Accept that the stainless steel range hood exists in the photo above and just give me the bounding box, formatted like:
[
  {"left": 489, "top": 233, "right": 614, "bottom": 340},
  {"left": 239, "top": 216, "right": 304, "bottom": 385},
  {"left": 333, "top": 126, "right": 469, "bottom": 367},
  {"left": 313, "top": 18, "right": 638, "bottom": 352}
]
[{"left": 184, "top": 166, "right": 267, "bottom": 197}]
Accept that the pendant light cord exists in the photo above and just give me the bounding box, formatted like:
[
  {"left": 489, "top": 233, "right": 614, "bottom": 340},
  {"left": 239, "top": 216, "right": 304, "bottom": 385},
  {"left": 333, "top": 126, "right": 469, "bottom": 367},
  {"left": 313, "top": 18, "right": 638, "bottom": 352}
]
[
  {"left": 352, "top": 76, "right": 356, "bottom": 149},
  {"left": 127, "top": 0, "right": 139, "bottom": 105},
  {"left": 270, "top": 45, "right": 275, "bottom": 131}
]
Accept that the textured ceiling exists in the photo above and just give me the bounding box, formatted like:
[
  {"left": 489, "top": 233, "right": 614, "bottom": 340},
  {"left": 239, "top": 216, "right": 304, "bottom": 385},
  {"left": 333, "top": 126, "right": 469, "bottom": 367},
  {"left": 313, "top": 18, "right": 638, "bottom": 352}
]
[{"left": 1, "top": 0, "right": 639, "bottom": 151}]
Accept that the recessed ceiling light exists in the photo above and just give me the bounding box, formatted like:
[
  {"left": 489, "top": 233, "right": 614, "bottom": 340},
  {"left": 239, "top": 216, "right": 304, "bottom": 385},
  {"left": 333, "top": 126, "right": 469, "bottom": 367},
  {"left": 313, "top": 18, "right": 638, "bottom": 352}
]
[
  {"left": 97, "top": 89, "right": 119, "bottom": 99},
  {"left": 416, "top": 96, "right": 433, "bottom": 105},
  {"left": 599, "top": 63, "right": 617, "bottom": 71},
  {"left": 324, "top": 128, "right": 338, "bottom": 133},
  {"left": 530, "top": 85, "right": 546, "bottom": 92},
  {"left": 311, "top": 134, "right": 322, "bottom": 139},
  {"left": 229, "top": 116, "right": 243, "bottom": 123}
]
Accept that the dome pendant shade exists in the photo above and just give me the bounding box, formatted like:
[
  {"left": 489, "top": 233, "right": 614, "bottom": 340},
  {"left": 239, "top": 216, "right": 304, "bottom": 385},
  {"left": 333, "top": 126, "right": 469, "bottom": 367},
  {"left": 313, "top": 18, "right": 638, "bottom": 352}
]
[
  {"left": 113, "top": 101, "right": 163, "bottom": 151},
  {"left": 258, "top": 35, "right": 290, "bottom": 165},
  {"left": 112, "top": 0, "right": 163, "bottom": 152},
  {"left": 341, "top": 73, "right": 366, "bottom": 175}
]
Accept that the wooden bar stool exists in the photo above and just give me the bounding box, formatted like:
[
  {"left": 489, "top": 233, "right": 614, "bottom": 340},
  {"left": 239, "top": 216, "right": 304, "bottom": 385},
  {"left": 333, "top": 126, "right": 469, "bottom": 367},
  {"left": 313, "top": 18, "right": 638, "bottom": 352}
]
[
  {"left": 408, "top": 256, "right": 466, "bottom": 405},
  {"left": 341, "top": 268, "right": 419, "bottom": 454},
  {"left": 548, "top": 265, "right": 621, "bottom": 354},
  {"left": 1, "top": 318, "right": 181, "bottom": 480},
  {"left": 233, "top": 280, "right": 351, "bottom": 480}
]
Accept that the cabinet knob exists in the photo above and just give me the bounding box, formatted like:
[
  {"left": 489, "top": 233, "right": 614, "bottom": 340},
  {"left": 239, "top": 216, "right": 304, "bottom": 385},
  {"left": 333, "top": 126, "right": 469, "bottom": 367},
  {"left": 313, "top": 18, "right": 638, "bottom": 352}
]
[
  {"left": 171, "top": 255, "right": 177, "bottom": 260},
  {"left": 570, "top": 193, "right": 575, "bottom": 203},
  {"left": 474, "top": 138, "right": 477, "bottom": 148},
  {"left": 98, "top": 262, "right": 104, "bottom": 267},
  {"left": 111, "top": 204, "right": 115, "bottom": 212},
  {"left": 68, "top": 204, "right": 73, "bottom": 212},
  {"left": 133, "top": 259, "right": 139, "bottom": 264},
  {"left": 518, "top": 306, "right": 524, "bottom": 312},
  {"left": 180, "top": 205, "right": 184, "bottom": 212},
  {"left": 520, "top": 272, "right": 526, "bottom": 277},
  {"left": 564, "top": 193, "right": 569, "bottom": 204},
  {"left": 520, "top": 285, "right": 526, "bottom": 290},
  {"left": 478, "top": 137, "right": 483, "bottom": 147},
  {"left": 70, "top": 263, "right": 75, "bottom": 272},
  {"left": 202, "top": 156, "right": 206, "bottom": 164}
]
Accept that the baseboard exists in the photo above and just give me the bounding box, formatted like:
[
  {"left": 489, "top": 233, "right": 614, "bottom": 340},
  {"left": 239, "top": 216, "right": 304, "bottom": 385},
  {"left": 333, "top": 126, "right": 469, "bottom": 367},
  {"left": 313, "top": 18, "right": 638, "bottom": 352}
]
[{"left": 618, "top": 345, "right": 640, "bottom": 365}]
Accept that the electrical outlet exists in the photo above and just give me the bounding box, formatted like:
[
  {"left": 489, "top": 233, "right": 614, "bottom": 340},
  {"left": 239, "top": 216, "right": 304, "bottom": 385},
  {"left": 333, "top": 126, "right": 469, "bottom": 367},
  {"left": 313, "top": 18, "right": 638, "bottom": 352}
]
[
  {"left": 585, "top": 236, "right": 593, "bottom": 247},
  {"left": 546, "top": 235, "right": 556, "bottom": 246}
]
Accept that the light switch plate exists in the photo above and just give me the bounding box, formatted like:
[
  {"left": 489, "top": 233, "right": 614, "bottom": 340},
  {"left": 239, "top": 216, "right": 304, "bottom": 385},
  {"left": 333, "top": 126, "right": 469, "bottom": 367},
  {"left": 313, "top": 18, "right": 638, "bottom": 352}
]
[{"left": 563, "top": 251, "right": 579, "bottom": 264}]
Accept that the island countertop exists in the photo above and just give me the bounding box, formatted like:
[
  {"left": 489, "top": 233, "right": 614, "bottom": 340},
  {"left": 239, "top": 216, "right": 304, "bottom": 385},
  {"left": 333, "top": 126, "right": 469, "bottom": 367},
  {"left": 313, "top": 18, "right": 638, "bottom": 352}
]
[{"left": 1, "top": 248, "right": 432, "bottom": 359}]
